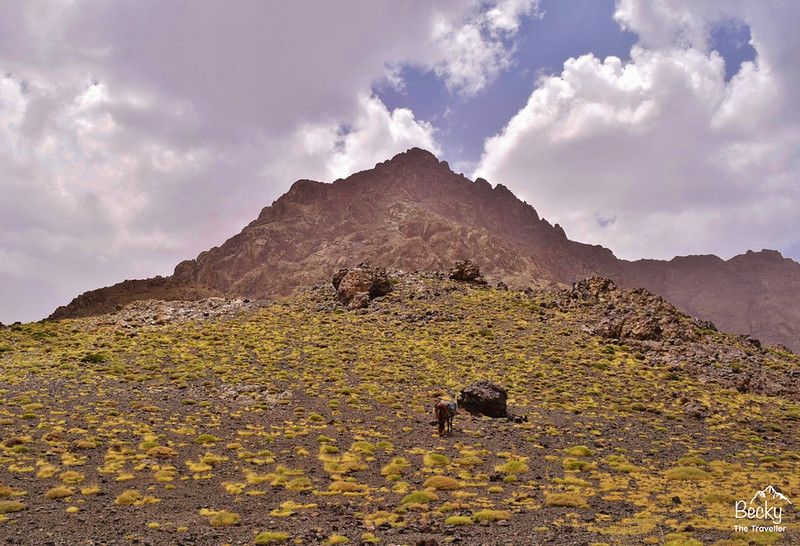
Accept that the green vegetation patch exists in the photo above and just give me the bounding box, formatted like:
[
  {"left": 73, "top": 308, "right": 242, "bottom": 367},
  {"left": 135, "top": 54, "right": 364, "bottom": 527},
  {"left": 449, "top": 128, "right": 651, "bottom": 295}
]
[
  {"left": 422, "top": 476, "right": 462, "bottom": 491},
  {"left": 0, "top": 501, "right": 25, "bottom": 514},
  {"left": 664, "top": 467, "right": 713, "bottom": 481},
  {"left": 401, "top": 491, "right": 438, "bottom": 504},
  {"left": 254, "top": 531, "right": 290, "bottom": 544}
]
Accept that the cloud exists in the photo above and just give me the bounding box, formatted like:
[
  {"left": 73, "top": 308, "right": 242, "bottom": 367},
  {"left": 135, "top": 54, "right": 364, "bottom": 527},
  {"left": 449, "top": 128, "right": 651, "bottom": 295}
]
[
  {"left": 430, "top": 0, "right": 540, "bottom": 96},
  {"left": 2, "top": 1, "right": 540, "bottom": 323},
  {"left": 263, "top": 94, "right": 440, "bottom": 190},
  {"left": 313, "top": 94, "right": 441, "bottom": 182},
  {"left": 475, "top": 0, "right": 800, "bottom": 261}
]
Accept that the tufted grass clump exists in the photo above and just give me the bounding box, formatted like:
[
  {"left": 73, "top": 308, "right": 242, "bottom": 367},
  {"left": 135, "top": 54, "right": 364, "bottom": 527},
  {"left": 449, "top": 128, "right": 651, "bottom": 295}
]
[
  {"left": 473, "top": 509, "right": 512, "bottom": 522},
  {"left": 0, "top": 485, "right": 25, "bottom": 498},
  {"left": 563, "top": 458, "right": 596, "bottom": 472},
  {"left": 544, "top": 492, "right": 589, "bottom": 508},
  {"left": 72, "top": 439, "right": 98, "bottom": 450},
  {"left": 285, "top": 477, "right": 312, "bottom": 491},
  {"left": 328, "top": 534, "right": 349, "bottom": 544},
  {"left": 80, "top": 485, "right": 101, "bottom": 495},
  {"left": 605, "top": 454, "right": 637, "bottom": 473},
  {"left": 380, "top": 463, "right": 406, "bottom": 479},
  {"left": 320, "top": 445, "right": 340, "bottom": 455},
  {"left": 114, "top": 489, "right": 157, "bottom": 506},
  {"left": 45, "top": 486, "right": 74, "bottom": 500},
  {"left": 194, "top": 434, "right": 219, "bottom": 445},
  {"left": 36, "top": 464, "right": 59, "bottom": 479},
  {"left": 423, "top": 476, "right": 462, "bottom": 491},
  {"left": 329, "top": 481, "right": 367, "bottom": 493},
  {"left": 495, "top": 459, "right": 529, "bottom": 474},
  {"left": 677, "top": 456, "right": 707, "bottom": 467},
  {"left": 444, "top": 515, "right": 473, "bottom": 525},
  {"left": 0, "top": 501, "right": 25, "bottom": 514},
  {"left": 382, "top": 457, "right": 410, "bottom": 475},
  {"left": 255, "top": 531, "right": 290, "bottom": 544},
  {"left": 60, "top": 471, "right": 84, "bottom": 484},
  {"left": 424, "top": 453, "right": 450, "bottom": 467},
  {"left": 564, "top": 445, "right": 593, "bottom": 457},
  {"left": 350, "top": 441, "right": 376, "bottom": 455},
  {"left": 146, "top": 446, "right": 178, "bottom": 459},
  {"left": 664, "top": 467, "right": 713, "bottom": 481},
  {"left": 702, "top": 492, "right": 736, "bottom": 505},
  {"left": 114, "top": 490, "right": 140, "bottom": 506},
  {"left": 363, "top": 510, "right": 399, "bottom": 526},
  {"left": 663, "top": 532, "right": 704, "bottom": 546},
  {"left": 209, "top": 510, "right": 240, "bottom": 527},
  {"left": 401, "top": 491, "right": 438, "bottom": 504}
]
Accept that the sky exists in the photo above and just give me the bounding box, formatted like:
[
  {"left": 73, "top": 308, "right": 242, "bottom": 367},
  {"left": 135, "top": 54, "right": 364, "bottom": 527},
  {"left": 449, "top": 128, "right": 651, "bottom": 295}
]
[{"left": 1, "top": 0, "right": 798, "bottom": 324}]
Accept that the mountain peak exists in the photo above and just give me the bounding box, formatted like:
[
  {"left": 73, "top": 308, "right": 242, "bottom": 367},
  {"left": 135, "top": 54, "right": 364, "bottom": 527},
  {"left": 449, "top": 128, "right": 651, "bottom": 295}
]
[
  {"left": 390, "top": 147, "right": 441, "bottom": 164},
  {"left": 375, "top": 147, "right": 451, "bottom": 174},
  {"left": 48, "top": 150, "right": 800, "bottom": 352}
]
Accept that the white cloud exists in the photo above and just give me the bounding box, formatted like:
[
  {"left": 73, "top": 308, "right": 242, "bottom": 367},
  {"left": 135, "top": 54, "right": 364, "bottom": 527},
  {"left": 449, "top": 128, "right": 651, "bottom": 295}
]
[
  {"left": 430, "top": 0, "right": 540, "bottom": 96},
  {"left": 266, "top": 94, "right": 440, "bottom": 186},
  {"left": 3, "top": 1, "right": 540, "bottom": 323},
  {"left": 486, "top": 0, "right": 542, "bottom": 33},
  {"left": 476, "top": 0, "right": 800, "bottom": 261},
  {"left": 323, "top": 95, "right": 441, "bottom": 181},
  {"left": 0, "top": 69, "right": 212, "bottom": 321}
]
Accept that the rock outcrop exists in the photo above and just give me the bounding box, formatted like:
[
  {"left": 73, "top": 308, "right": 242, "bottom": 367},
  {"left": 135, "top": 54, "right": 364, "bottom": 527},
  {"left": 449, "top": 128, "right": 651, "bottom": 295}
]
[
  {"left": 448, "top": 259, "right": 487, "bottom": 285},
  {"left": 332, "top": 263, "right": 392, "bottom": 309},
  {"left": 458, "top": 380, "right": 508, "bottom": 418},
  {"left": 561, "top": 277, "right": 798, "bottom": 399},
  {"left": 566, "top": 277, "right": 700, "bottom": 342}
]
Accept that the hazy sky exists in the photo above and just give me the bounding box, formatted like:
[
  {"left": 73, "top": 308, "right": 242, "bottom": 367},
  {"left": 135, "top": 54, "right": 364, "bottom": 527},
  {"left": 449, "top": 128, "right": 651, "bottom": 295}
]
[{"left": 1, "top": 0, "right": 798, "bottom": 324}]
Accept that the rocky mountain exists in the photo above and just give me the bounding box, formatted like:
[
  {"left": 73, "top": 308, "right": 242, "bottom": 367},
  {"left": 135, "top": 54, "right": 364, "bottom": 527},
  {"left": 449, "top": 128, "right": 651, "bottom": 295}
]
[{"left": 49, "top": 147, "right": 800, "bottom": 351}]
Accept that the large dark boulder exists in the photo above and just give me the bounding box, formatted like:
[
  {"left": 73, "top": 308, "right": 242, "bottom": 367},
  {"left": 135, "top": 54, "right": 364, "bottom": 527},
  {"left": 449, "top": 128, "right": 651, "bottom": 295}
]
[
  {"left": 332, "top": 263, "right": 392, "bottom": 309},
  {"left": 457, "top": 380, "right": 508, "bottom": 418}
]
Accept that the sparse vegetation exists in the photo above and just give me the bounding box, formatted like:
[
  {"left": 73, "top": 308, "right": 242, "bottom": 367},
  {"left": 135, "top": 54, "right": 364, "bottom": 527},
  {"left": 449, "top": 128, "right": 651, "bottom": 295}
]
[
  {"left": 0, "top": 272, "right": 797, "bottom": 542},
  {"left": 255, "top": 531, "right": 290, "bottom": 544},
  {"left": 209, "top": 510, "right": 240, "bottom": 527}
]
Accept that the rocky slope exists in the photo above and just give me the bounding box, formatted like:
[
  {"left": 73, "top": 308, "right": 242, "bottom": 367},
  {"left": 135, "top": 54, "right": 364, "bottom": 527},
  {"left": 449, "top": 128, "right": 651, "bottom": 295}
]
[
  {"left": 49, "top": 148, "right": 800, "bottom": 351},
  {"left": 5, "top": 270, "right": 800, "bottom": 544}
]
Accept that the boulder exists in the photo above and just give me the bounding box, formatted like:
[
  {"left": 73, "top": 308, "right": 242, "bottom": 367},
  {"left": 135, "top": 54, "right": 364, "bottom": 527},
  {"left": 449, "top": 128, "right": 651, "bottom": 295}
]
[
  {"left": 569, "top": 277, "right": 617, "bottom": 303},
  {"left": 332, "top": 263, "right": 392, "bottom": 309},
  {"left": 457, "top": 380, "right": 508, "bottom": 418},
  {"left": 448, "top": 260, "right": 487, "bottom": 284}
]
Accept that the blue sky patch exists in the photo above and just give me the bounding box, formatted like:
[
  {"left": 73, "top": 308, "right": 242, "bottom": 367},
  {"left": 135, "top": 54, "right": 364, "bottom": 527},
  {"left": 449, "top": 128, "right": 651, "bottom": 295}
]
[
  {"left": 374, "top": 0, "right": 637, "bottom": 168},
  {"left": 708, "top": 19, "right": 757, "bottom": 81}
]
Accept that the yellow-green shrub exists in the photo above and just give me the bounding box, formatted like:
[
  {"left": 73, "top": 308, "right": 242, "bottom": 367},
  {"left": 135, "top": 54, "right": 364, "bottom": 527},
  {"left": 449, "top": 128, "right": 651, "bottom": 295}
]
[{"left": 423, "top": 476, "right": 462, "bottom": 491}]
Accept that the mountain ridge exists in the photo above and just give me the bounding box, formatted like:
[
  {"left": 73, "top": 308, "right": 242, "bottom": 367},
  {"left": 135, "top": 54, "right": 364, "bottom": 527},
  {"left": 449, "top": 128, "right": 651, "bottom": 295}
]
[{"left": 49, "top": 148, "right": 800, "bottom": 351}]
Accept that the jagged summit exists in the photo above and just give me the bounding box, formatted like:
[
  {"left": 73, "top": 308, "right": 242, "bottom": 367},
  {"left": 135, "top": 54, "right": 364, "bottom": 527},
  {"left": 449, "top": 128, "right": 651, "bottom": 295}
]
[{"left": 49, "top": 148, "right": 800, "bottom": 351}]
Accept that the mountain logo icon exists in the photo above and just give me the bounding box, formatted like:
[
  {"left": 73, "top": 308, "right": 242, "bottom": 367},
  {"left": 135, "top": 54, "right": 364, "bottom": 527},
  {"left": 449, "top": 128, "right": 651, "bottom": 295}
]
[
  {"left": 736, "top": 485, "right": 792, "bottom": 528},
  {"left": 751, "top": 485, "right": 792, "bottom": 506}
]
